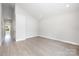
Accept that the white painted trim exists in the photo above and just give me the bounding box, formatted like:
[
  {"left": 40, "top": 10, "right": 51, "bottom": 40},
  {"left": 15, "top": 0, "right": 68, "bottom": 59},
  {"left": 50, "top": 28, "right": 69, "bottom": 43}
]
[
  {"left": 0, "top": 42, "right": 1, "bottom": 46},
  {"left": 16, "top": 35, "right": 37, "bottom": 42},
  {"left": 16, "top": 38, "right": 26, "bottom": 41},
  {"left": 15, "top": 34, "right": 79, "bottom": 46},
  {"left": 40, "top": 35, "right": 79, "bottom": 46}
]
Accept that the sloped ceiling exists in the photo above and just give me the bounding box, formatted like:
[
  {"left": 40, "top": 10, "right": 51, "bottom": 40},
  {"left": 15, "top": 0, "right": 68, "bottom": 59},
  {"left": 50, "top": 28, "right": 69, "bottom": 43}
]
[{"left": 17, "top": 3, "right": 79, "bottom": 20}]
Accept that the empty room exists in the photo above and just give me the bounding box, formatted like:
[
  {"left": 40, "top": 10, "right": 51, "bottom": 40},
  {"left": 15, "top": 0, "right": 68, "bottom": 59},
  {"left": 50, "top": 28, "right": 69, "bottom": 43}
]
[{"left": 0, "top": 3, "right": 79, "bottom": 56}]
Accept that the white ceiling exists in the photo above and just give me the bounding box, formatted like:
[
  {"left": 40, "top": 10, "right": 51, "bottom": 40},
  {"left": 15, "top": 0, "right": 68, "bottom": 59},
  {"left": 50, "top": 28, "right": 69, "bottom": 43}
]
[{"left": 17, "top": 3, "right": 79, "bottom": 20}]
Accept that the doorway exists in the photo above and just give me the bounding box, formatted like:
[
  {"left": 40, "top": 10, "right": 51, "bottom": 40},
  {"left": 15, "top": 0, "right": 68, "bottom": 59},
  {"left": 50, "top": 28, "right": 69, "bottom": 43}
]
[{"left": 1, "top": 3, "right": 16, "bottom": 46}]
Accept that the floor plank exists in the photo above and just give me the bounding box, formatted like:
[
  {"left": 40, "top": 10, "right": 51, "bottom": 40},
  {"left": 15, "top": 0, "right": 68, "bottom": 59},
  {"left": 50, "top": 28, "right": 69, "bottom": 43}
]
[{"left": 0, "top": 36, "right": 79, "bottom": 56}]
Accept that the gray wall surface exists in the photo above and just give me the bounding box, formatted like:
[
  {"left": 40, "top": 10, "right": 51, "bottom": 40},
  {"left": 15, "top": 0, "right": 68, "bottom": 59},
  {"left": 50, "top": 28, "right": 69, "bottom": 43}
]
[
  {"left": 40, "top": 11, "right": 79, "bottom": 44},
  {"left": 15, "top": 4, "right": 38, "bottom": 41}
]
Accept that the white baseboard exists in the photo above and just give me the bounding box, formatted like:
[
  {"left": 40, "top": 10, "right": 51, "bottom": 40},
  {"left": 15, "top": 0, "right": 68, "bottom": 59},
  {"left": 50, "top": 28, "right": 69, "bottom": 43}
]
[
  {"left": 16, "top": 35, "right": 37, "bottom": 42},
  {"left": 16, "top": 38, "right": 26, "bottom": 41},
  {"left": 16, "top": 35, "right": 79, "bottom": 46},
  {"left": 40, "top": 35, "right": 79, "bottom": 46},
  {"left": 0, "top": 42, "right": 1, "bottom": 46}
]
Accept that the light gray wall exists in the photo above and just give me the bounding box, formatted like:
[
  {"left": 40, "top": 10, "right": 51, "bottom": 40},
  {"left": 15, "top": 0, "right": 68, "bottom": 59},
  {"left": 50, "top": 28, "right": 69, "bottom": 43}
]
[
  {"left": 1, "top": 3, "right": 79, "bottom": 44},
  {"left": 15, "top": 4, "right": 38, "bottom": 41},
  {"left": 0, "top": 4, "right": 1, "bottom": 45},
  {"left": 40, "top": 11, "right": 79, "bottom": 44},
  {"left": 2, "top": 3, "right": 14, "bottom": 19}
]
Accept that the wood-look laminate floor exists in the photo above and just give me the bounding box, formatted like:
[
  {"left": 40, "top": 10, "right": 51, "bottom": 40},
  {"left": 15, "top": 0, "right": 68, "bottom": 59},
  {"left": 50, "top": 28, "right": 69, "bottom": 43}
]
[{"left": 0, "top": 36, "right": 79, "bottom": 56}]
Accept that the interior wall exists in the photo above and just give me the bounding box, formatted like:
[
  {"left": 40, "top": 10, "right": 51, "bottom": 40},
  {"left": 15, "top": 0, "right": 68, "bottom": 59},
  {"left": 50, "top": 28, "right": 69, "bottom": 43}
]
[
  {"left": 0, "top": 4, "right": 1, "bottom": 45},
  {"left": 15, "top": 4, "right": 38, "bottom": 41},
  {"left": 1, "top": 3, "right": 79, "bottom": 45},
  {"left": 40, "top": 11, "right": 79, "bottom": 44},
  {"left": 15, "top": 3, "right": 79, "bottom": 44}
]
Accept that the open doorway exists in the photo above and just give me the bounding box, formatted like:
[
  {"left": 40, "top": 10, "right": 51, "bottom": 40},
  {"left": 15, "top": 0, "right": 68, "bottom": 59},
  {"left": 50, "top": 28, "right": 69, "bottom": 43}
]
[{"left": 1, "top": 3, "right": 16, "bottom": 46}]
